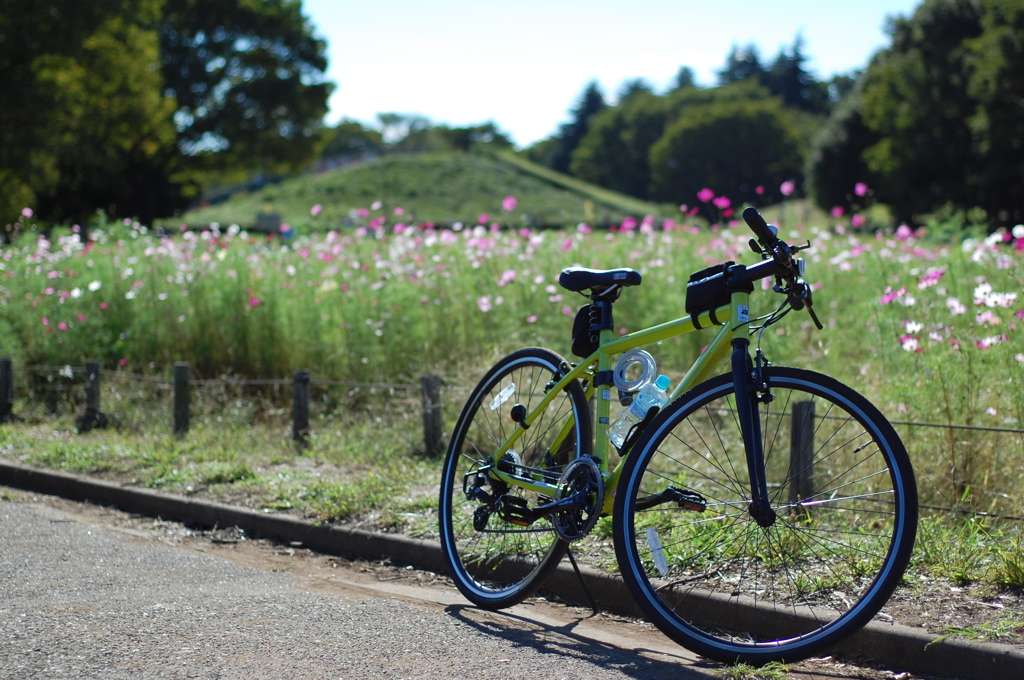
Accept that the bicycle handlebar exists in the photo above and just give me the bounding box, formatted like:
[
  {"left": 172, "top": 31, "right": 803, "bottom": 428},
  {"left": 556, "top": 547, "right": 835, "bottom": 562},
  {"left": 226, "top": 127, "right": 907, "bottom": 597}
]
[
  {"left": 742, "top": 206, "right": 779, "bottom": 247},
  {"left": 737, "top": 207, "right": 823, "bottom": 330}
]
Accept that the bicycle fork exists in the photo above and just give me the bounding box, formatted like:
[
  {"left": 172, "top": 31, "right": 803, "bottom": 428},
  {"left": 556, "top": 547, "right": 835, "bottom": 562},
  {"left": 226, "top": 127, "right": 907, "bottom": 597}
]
[{"left": 731, "top": 338, "right": 777, "bottom": 528}]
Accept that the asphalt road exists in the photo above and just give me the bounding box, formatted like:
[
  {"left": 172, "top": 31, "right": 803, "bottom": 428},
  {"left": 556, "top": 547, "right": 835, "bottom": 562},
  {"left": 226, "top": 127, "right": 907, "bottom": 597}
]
[{"left": 0, "top": 490, "right": 922, "bottom": 680}]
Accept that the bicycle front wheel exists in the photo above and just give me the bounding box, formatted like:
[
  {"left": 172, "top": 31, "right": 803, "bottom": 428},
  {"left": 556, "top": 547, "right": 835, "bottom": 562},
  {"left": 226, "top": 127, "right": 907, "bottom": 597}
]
[
  {"left": 613, "top": 367, "right": 917, "bottom": 664},
  {"left": 439, "top": 347, "right": 592, "bottom": 609}
]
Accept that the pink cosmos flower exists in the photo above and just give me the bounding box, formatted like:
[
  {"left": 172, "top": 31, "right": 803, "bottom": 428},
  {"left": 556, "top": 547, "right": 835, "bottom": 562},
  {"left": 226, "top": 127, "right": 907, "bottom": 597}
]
[
  {"left": 780, "top": 181, "right": 795, "bottom": 197},
  {"left": 830, "top": 206, "right": 845, "bottom": 218},
  {"left": 880, "top": 286, "right": 906, "bottom": 305},
  {"left": 854, "top": 182, "right": 869, "bottom": 197},
  {"left": 310, "top": 204, "right": 323, "bottom": 217},
  {"left": 57, "top": 322, "right": 68, "bottom": 331},
  {"left": 502, "top": 196, "right": 517, "bottom": 211},
  {"left": 895, "top": 225, "right": 914, "bottom": 242},
  {"left": 497, "top": 269, "right": 516, "bottom": 287},
  {"left": 249, "top": 295, "right": 261, "bottom": 307},
  {"left": 394, "top": 207, "right": 405, "bottom": 216},
  {"left": 477, "top": 296, "right": 493, "bottom": 313},
  {"left": 478, "top": 214, "right": 489, "bottom": 224},
  {"left": 976, "top": 310, "right": 1000, "bottom": 325},
  {"left": 41, "top": 317, "right": 49, "bottom": 326},
  {"left": 851, "top": 214, "right": 865, "bottom": 228},
  {"left": 755, "top": 186, "right": 765, "bottom": 195},
  {"left": 526, "top": 315, "right": 538, "bottom": 323},
  {"left": 561, "top": 238, "right": 573, "bottom": 251},
  {"left": 577, "top": 223, "right": 592, "bottom": 233},
  {"left": 697, "top": 188, "right": 715, "bottom": 203},
  {"left": 918, "top": 268, "right": 944, "bottom": 289},
  {"left": 621, "top": 217, "right": 637, "bottom": 231},
  {"left": 358, "top": 208, "right": 370, "bottom": 218},
  {"left": 21, "top": 207, "right": 33, "bottom": 218},
  {"left": 561, "top": 305, "right": 574, "bottom": 315},
  {"left": 712, "top": 196, "right": 731, "bottom": 210}
]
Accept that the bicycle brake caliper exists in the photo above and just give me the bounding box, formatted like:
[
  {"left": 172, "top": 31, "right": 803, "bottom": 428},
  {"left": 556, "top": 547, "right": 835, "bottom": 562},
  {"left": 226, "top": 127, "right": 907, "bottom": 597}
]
[{"left": 752, "top": 349, "right": 774, "bottom": 405}]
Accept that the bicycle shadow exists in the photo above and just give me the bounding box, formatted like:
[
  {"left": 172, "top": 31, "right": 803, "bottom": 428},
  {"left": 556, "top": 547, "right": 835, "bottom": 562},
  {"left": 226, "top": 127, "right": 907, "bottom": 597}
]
[{"left": 443, "top": 603, "right": 716, "bottom": 679}]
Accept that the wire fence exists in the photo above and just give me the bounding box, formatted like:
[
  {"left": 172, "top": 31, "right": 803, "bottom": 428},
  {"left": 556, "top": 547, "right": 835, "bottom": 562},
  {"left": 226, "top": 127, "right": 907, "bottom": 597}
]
[{"left": 2, "top": 359, "right": 1022, "bottom": 520}]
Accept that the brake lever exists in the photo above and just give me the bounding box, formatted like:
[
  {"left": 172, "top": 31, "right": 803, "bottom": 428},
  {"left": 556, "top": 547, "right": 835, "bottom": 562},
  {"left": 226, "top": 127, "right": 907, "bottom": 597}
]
[
  {"left": 800, "top": 284, "right": 824, "bottom": 330},
  {"left": 806, "top": 299, "right": 824, "bottom": 330},
  {"left": 787, "top": 280, "right": 824, "bottom": 330}
]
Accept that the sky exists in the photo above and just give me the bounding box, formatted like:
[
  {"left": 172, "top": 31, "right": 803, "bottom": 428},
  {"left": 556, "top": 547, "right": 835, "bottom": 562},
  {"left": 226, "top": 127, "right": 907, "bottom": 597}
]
[{"left": 302, "top": 0, "right": 923, "bottom": 149}]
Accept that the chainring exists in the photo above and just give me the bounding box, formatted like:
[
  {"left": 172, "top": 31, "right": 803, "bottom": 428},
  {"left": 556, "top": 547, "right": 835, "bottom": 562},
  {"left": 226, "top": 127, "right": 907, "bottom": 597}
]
[{"left": 552, "top": 457, "right": 604, "bottom": 542}]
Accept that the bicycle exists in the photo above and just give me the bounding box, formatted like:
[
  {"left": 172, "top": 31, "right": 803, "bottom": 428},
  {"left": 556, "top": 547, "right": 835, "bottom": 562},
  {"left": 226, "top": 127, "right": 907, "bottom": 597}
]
[{"left": 437, "top": 207, "right": 918, "bottom": 664}]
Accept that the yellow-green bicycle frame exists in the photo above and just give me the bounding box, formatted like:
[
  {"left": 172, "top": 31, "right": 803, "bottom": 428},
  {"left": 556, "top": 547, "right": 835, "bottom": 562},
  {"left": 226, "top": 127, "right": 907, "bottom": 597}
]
[{"left": 486, "top": 290, "right": 753, "bottom": 515}]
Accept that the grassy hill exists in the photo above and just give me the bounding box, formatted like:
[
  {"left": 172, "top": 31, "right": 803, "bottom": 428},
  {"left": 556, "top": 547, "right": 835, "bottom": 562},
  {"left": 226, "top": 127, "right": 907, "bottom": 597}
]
[{"left": 159, "top": 151, "right": 677, "bottom": 234}]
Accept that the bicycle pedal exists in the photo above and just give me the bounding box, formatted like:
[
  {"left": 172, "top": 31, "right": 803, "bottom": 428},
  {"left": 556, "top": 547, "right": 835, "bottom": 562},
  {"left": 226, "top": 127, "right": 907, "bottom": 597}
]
[{"left": 672, "top": 488, "right": 708, "bottom": 512}]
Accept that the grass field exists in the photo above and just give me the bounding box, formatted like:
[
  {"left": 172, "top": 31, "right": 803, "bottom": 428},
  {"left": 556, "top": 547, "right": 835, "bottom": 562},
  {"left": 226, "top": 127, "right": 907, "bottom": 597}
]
[{"left": 2, "top": 151, "right": 1023, "bottom": 591}]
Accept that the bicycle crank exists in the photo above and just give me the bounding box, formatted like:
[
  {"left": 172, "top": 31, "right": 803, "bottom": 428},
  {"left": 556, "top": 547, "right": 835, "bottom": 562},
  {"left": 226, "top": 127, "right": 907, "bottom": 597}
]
[{"left": 552, "top": 457, "right": 604, "bottom": 542}]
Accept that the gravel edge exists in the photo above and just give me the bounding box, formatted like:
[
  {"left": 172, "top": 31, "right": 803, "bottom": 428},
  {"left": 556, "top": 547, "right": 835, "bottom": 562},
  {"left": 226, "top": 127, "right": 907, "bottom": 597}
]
[{"left": 2, "top": 460, "right": 1022, "bottom": 680}]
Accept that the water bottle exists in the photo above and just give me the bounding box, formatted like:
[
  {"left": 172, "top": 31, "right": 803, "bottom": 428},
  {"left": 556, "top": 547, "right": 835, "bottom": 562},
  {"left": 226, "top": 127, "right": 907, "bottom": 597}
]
[{"left": 607, "top": 374, "right": 670, "bottom": 449}]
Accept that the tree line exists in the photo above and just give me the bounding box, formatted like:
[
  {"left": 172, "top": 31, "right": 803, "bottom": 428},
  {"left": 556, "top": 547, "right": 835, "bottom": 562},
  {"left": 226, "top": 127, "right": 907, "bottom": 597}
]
[
  {"left": 3, "top": 0, "right": 1022, "bottom": 231},
  {"left": 0, "top": 0, "right": 331, "bottom": 228},
  {"left": 525, "top": 0, "right": 1024, "bottom": 226}
]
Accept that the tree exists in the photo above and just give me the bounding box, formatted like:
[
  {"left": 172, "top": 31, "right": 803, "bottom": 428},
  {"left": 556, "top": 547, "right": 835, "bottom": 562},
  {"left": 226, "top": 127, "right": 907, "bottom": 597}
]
[
  {"left": 617, "top": 78, "right": 654, "bottom": 101},
  {"left": 33, "top": 8, "right": 181, "bottom": 225},
  {"left": 548, "top": 81, "right": 607, "bottom": 174},
  {"left": 967, "top": 0, "right": 1024, "bottom": 223},
  {"left": 859, "top": 0, "right": 985, "bottom": 221},
  {"left": 806, "top": 80, "right": 882, "bottom": 213},
  {"left": 437, "top": 122, "right": 513, "bottom": 152},
  {"left": 159, "top": 0, "right": 332, "bottom": 178},
  {"left": 717, "top": 44, "right": 765, "bottom": 85},
  {"left": 319, "top": 120, "right": 385, "bottom": 162},
  {"left": 763, "top": 35, "right": 830, "bottom": 114},
  {"left": 670, "top": 66, "right": 697, "bottom": 92},
  {"left": 649, "top": 96, "right": 803, "bottom": 206},
  {"left": 0, "top": 0, "right": 163, "bottom": 222},
  {"left": 570, "top": 91, "right": 671, "bottom": 199},
  {"left": 1, "top": 0, "right": 333, "bottom": 226}
]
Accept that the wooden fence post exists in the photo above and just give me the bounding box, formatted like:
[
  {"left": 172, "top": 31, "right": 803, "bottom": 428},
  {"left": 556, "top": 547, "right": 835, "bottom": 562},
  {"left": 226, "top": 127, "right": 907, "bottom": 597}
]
[
  {"left": 421, "top": 375, "right": 443, "bottom": 457},
  {"left": 173, "top": 362, "right": 190, "bottom": 436},
  {"left": 292, "top": 369, "right": 310, "bottom": 446},
  {"left": 788, "top": 400, "right": 815, "bottom": 507},
  {"left": 0, "top": 358, "right": 12, "bottom": 423},
  {"left": 77, "top": 361, "right": 107, "bottom": 432}
]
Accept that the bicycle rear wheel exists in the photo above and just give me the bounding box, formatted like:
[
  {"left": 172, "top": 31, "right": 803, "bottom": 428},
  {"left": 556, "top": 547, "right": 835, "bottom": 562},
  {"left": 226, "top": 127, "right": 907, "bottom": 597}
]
[
  {"left": 613, "top": 367, "right": 917, "bottom": 664},
  {"left": 439, "top": 347, "right": 592, "bottom": 609}
]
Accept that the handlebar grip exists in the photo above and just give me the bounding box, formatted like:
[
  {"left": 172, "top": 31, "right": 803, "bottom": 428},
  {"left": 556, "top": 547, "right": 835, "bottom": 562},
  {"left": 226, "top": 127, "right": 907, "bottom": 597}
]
[{"left": 742, "top": 207, "right": 779, "bottom": 245}]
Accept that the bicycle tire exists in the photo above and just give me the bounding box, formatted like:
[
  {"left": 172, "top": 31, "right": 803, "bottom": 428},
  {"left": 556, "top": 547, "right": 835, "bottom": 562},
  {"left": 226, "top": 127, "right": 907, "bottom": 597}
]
[
  {"left": 613, "top": 367, "right": 917, "bottom": 664},
  {"left": 439, "top": 347, "right": 593, "bottom": 609}
]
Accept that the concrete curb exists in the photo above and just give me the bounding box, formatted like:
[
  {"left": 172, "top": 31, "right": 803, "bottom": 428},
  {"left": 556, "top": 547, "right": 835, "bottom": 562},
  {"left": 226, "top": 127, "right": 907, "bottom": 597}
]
[{"left": 2, "top": 460, "right": 1022, "bottom": 680}]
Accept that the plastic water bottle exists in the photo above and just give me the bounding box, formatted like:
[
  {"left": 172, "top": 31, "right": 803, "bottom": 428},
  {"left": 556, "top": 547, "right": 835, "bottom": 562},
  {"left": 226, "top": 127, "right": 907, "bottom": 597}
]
[{"left": 607, "top": 374, "right": 670, "bottom": 449}]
